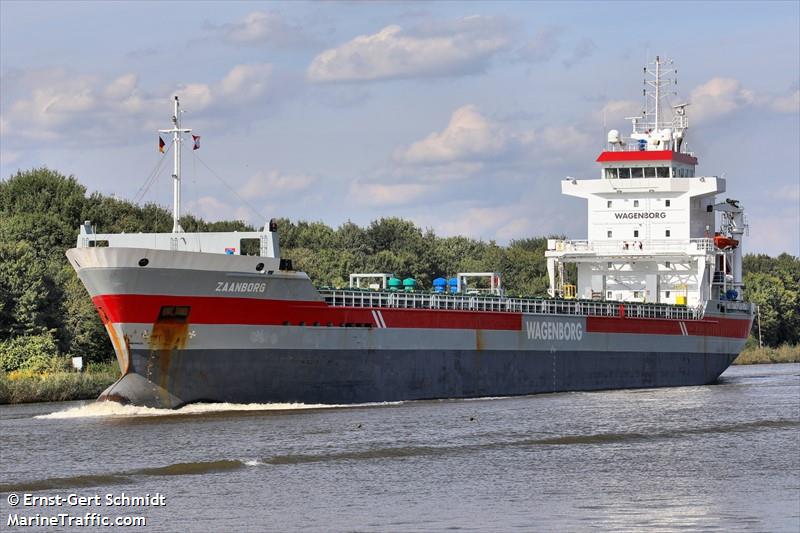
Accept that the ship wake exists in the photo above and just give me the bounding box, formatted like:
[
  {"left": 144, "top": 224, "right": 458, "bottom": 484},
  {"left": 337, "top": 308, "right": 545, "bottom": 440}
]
[{"left": 36, "top": 400, "right": 401, "bottom": 419}]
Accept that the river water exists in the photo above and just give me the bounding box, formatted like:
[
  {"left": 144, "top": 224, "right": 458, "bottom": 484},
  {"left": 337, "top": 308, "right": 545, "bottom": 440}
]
[{"left": 1, "top": 363, "right": 798, "bottom": 532}]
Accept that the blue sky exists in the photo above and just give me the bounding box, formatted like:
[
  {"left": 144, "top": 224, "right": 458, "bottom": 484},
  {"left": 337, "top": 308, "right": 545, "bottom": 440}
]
[{"left": 1, "top": 1, "right": 798, "bottom": 255}]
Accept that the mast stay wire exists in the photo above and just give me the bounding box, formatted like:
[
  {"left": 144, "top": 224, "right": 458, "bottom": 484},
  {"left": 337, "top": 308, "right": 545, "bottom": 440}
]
[
  {"left": 193, "top": 153, "right": 269, "bottom": 226},
  {"left": 133, "top": 140, "right": 173, "bottom": 205}
]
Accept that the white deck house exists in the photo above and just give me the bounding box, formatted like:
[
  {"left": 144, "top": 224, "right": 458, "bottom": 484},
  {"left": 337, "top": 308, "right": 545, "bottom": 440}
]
[{"left": 546, "top": 57, "right": 746, "bottom": 307}]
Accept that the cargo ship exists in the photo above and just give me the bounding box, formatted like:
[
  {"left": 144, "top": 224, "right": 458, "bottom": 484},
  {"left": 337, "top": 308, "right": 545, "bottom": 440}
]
[{"left": 67, "top": 57, "right": 755, "bottom": 408}]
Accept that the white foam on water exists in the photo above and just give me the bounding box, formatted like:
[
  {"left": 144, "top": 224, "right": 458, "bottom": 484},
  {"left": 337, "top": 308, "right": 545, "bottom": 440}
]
[
  {"left": 243, "top": 459, "right": 265, "bottom": 466},
  {"left": 35, "top": 399, "right": 402, "bottom": 420}
]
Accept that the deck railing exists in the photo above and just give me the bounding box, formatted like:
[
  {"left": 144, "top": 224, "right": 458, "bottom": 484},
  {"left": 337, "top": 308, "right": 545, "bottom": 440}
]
[
  {"left": 319, "top": 289, "right": 703, "bottom": 321},
  {"left": 548, "top": 238, "right": 715, "bottom": 255}
]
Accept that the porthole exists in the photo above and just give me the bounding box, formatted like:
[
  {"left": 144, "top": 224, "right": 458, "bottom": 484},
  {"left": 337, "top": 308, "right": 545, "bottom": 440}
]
[
  {"left": 256, "top": 262, "right": 265, "bottom": 272},
  {"left": 138, "top": 258, "right": 149, "bottom": 267}
]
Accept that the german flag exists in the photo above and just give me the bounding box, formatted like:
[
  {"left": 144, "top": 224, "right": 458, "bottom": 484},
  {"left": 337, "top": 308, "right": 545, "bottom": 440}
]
[{"left": 158, "top": 136, "right": 166, "bottom": 153}]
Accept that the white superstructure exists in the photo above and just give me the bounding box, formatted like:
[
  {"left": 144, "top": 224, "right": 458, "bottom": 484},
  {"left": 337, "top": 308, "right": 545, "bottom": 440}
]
[{"left": 546, "top": 56, "right": 747, "bottom": 307}]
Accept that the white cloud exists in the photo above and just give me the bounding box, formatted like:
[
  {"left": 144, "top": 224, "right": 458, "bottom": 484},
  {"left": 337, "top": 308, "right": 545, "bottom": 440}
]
[
  {"left": 392, "top": 104, "right": 592, "bottom": 176},
  {"left": 307, "top": 16, "right": 511, "bottom": 82},
  {"left": 767, "top": 89, "right": 800, "bottom": 114},
  {"left": 596, "top": 79, "right": 798, "bottom": 129},
  {"left": 179, "top": 83, "right": 214, "bottom": 110},
  {"left": 220, "top": 64, "right": 274, "bottom": 100},
  {"left": 221, "top": 11, "right": 315, "bottom": 48},
  {"left": 689, "top": 77, "right": 755, "bottom": 122},
  {"left": 394, "top": 105, "right": 510, "bottom": 165},
  {"left": 187, "top": 195, "right": 233, "bottom": 221},
  {"left": 103, "top": 73, "right": 138, "bottom": 100},
  {"left": 348, "top": 181, "right": 433, "bottom": 206},
  {"left": 239, "top": 170, "right": 317, "bottom": 199},
  {"left": 4, "top": 70, "right": 98, "bottom": 139},
  {"left": 1, "top": 63, "right": 276, "bottom": 144},
  {"left": 421, "top": 203, "right": 537, "bottom": 242},
  {"left": 537, "top": 125, "right": 593, "bottom": 156},
  {"left": 596, "top": 100, "right": 642, "bottom": 125},
  {"left": 689, "top": 78, "right": 798, "bottom": 122}
]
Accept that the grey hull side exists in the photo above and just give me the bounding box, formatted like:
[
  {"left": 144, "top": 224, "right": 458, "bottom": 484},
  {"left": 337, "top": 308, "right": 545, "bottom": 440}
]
[{"left": 100, "top": 348, "right": 738, "bottom": 408}]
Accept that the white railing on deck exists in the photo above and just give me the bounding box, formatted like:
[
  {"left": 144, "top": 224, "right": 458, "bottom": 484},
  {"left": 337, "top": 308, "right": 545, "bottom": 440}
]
[
  {"left": 604, "top": 144, "right": 696, "bottom": 157},
  {"left": 549, "top": 238, "right": 714, "bottom": 254},
  {"left": 319, "top": 289, "right": 703, "bottom": 321}
]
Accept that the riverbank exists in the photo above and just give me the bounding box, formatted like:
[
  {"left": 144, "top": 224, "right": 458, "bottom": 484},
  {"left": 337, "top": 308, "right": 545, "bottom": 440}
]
[
  {"left": 0, "top": 361, "right": 119, "bottom": 404},
  {"left": 733, "top": 344, "right": 800, "bottom": 365}
]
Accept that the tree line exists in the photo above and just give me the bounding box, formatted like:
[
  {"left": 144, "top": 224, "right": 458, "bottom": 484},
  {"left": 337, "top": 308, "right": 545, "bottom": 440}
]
[{"left": 0, "top": 168, "right": 797, "bottom": 370}]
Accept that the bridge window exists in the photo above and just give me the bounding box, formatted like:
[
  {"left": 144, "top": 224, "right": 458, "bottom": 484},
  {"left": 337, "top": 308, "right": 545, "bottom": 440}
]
[
  {"left": 657, "top": 167, "right": 670, "bottom": 178},
  {"left": 605, "top": 168, "right": 617, "bottom": 179},
  {"left": 631, "top": 167, "right": 643, "bottom": 178},
  {"left": 618, "top": 168, "right": 630, "bottom": 179},
  {"left": 644, "top": 167, "right": 656, "bottom": 178}
]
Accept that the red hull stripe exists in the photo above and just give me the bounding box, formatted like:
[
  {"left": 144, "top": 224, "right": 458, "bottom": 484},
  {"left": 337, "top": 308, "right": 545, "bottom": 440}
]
[
  {"left": 93, "top": 294, "right": 750, "bottom": 338},
  {"left": 586, "top": 316, "right": 751, "bottom": 339},
  {"left": 596, "top": 150, "right": 698, "bottom": 165},
  {"left": 92, "top": 294, "right": 523, "bottom": 331}
]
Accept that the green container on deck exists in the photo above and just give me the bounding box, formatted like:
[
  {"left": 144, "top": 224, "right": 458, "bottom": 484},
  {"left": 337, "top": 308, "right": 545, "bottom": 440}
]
[
  {"left": 403, "top": 278, "right": 416, "bottom": 292},
  {"left": 388, "top": 277, "right": 402, "bottom": 291}
]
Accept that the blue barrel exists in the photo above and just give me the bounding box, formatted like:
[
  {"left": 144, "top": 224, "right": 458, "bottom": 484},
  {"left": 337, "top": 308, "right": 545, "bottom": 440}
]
[
  {"left": 433, "top": 277, "right": 446, "bottom": 293},
  {"left": 448, "top": 277, "right": 458, "bottom": 294},
  {"left": 725, "top": 289, "right": 738, "bottom": 300}
]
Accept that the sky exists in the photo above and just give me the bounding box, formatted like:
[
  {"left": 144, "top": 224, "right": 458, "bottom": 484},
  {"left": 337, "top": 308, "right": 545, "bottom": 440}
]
[{"left": 1, "top": 1, "right": 798, "bottom": 256}]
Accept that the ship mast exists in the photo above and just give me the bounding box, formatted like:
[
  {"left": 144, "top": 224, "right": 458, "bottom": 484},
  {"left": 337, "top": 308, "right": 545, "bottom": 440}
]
[
  {"left": 159, "top": 96, "right": 192, "bottom": 233},
  {"left": 642, "top": 55, "right": 679, "bottom": 134},
  {"left": 627, "top": 56, "right": 688, "bottom": 152}
]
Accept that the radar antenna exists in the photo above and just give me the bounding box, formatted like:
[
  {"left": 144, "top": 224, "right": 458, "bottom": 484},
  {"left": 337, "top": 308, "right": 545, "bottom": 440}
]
[
  {"left": 628, "top": 56, "right": 689, "bottom": 153},
  {"left": 643, "top": 55, "right": 677, "bottom": 132}
]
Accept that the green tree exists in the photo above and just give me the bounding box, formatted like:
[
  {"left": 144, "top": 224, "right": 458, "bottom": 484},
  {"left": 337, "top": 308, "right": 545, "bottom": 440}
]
[
  {"left": 0, "top": 240, "right": 62, "bottom": 337},
  {"left": 58, "top": 266, "right": 112, "bottom": 363},
  {"left": 744, "top": 253, "right": 800, "bottom": 346}
]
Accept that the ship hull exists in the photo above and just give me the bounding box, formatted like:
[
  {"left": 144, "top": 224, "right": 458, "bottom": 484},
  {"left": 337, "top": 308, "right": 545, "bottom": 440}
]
[
  {"left": 67, "top": 247, "right": 753, "bottom": 409},
  {"left": 102, "top": 346, "right": 739, "bottom": 408}
]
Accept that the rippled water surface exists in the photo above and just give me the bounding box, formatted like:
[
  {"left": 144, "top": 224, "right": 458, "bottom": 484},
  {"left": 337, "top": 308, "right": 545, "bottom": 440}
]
[{"left": 2, "top": 364, "right": 799, "bottom": 532}]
